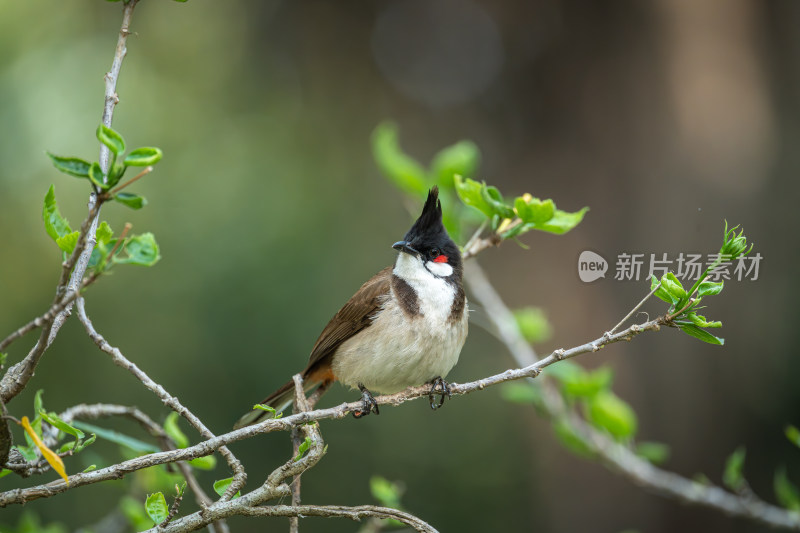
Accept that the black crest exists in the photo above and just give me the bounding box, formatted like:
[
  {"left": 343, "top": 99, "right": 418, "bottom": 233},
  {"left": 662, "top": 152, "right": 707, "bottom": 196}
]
[{"left": 404, "top": 186, "right": 446, "bottom": 242}]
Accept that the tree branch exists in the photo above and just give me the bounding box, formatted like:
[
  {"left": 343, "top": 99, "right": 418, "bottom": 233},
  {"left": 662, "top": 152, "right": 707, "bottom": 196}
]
[
  {"left": 239, "top": 505, "right": 437, "bottom": 532},
  {"left": 58, "top": 403, "right": 219, "bottom": 521},
  {"left": 464, "top": 261, "right": 800, "bottom": 531},
  {"left": 0, "top": 0, "right": 139, "bottom": 406},
  {"left": 0, "top": 305, "right": 665, "bottom": 507},
  {"left": 75, "top": 298, "right": 247, "bottom": 499}
]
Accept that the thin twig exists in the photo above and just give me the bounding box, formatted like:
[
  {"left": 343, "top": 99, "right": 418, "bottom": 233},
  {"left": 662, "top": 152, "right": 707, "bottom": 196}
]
[
  {"left": 109, "top": 166, "right": 152, "bottom": 195},
  {"left": 239, "top": 505, "right": 437, "bottom": 533},
  {"left": 75, "top": 298, "right": 247, "bottom": 499},
  {"left": 0, "top": 290, "right": 81, "bottom": 353},
  {"left": 461, "top": 220, "right": 487, "bottom": 256},
  {"left": 608, "top": 281, "right": 661, "bottom": 335}
]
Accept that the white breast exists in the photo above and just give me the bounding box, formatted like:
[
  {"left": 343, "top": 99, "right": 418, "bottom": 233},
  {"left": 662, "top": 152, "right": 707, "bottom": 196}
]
[{"left": 331, "top": 254, "right": 468, "bottom": 394}]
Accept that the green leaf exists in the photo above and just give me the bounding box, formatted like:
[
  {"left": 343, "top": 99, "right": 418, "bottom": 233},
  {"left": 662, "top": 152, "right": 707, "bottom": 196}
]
[
  {"left": 453, "top": 175, "right": 493, "bottom": 218},
  {"left": 59, "top": 432, "right": 96, "bottom": 454},
  {"left": 74, "top": 433, "right": 96, "bottom": 453},
  {"left": 88, "top": 161, "right": 107, "bottom": 189},
  {"left": 71, "top": 421, "right": 160, "bottom": 454},
  {"left": 371, "top": 122, "right": 428, "bottom": 195},
  {"left": 514, "top": 196, "right": 555, "bottom": 225},
  {"left": 562, "top": 366, "right": 613, "bottom": 399},
  {"left": 429, "top": 140, "right": 479, "bottom": 187},
  {"left": 163, "top": 412, "right": 189, "bottom": 449},
  {"left": 34, "top": 389, "right": 44, "bottom": 418},
  {"left": 82, "top": 464, "right": 97, "bottom": 473},
  {"left": 528, "top": 207, "right": 589, "bottom": 235},
  {"left": 120, "top": 496, "right": 155, "bottom": 531},
  {"left": 697, "top": 280, "right": 724, "bottom": 297},
  {"left": 480, "top": 185, "right": 515, "bottom": 219},
  {"left": 650, "top": 275, "right": 674, "bottom": 305},
  {"left": 0, "top": 352, "right": 7, "bottom": 367},
  {"left": 686, "top": 313, "right": 722, "bottom": 329},
  {"left": 294, "top": 436, "right": 313, "bottom": 461},
  {"left": 116, "top": 233, "right": 160, "bottom": 266},
  {"left": 113, "top": 192, "right": 147, "bottom": 209},
  {"left": 145, "top": 492, "right": 169, "bottom": 525},
  {"left": 213, "top": 477, "right": 241, "bottom": 499},
  {"left": 188, "top": 455, "right": 217, "bottom": 470},
  {"left": 40, "top": 410, "right": 84, "bottom": 440},
  {"left": 253, "top": 403, "right": 282, "bottom": 419},
  {"left": 786, "top": 425, "right": 800, "bottom": 448},
  {"left": 106, "top": 162, "right": 126, "bottom": 188},
  {"left": 586, "top": 391, "right": 637, "bottom": 440},
  {"left": 636, "top": 441, "right": 670, "bottom": 465},
  {"left": 96, "top": 221, "right": 114, "bottom": 245},
  {"left": 0, "top": 469, "right": 11, "bottom": 479},
  {"left": 679, "top": 324, "right": 724, "bottom": 345},
  {"left": 55, "top": 231, "right": 80, "bottom": 255},
  {"left": 662, "top": 272, "right": 687, "bottom": 302},
  {"left": 43, "top": 185, "right": 73, "bottom": 242},
  {"left": 775, "top": 467, "right": 800, "bottom": 511},
  {"left": 47, "top": 153, "right": 91, "bottom": 178},
  {"left": 370, "top": 476, "right": 403, "bottom": 509},
  {"left": 124, "top": 147, "right": 163, "bottom": 167},
  {"left": 501, "top": 382, "right": 543, "bottom": 406},
  {"left": 720, "top": 221, "right": 753, "bottom": 260},
  {"left": 545, "top": 360, "right": 583, "bottom": 384},
  {"left": 97, "top": 124, "right": 125, "bottom": 156},
  {"left": 723, "top": 446, "right": 747, "bottom": 492}
]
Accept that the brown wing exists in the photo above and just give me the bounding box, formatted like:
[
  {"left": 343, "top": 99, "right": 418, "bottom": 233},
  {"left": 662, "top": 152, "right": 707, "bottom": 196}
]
[{"left": 302, "top": 266, "right": 392, "bottom": 375}]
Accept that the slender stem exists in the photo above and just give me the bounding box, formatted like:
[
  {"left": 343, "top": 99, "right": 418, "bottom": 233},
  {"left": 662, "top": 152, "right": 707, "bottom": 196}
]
[
  {"left": 609, "top": 281, "right": 661, "bottom": 335},
  {"left": 76, "top": 298, "right": 247, "bottom": 498},
  {"left": 110, "top": 166, "right": 152, "bottom": 195}
]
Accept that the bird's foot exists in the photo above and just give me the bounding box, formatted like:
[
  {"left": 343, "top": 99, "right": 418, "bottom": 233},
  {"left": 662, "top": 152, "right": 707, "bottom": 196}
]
[
  {"left": 353, "top": 384, "right": 379, "bottom": 418},
  {"left": 428, "top": 376, "right": 451, "bottom": 410}
]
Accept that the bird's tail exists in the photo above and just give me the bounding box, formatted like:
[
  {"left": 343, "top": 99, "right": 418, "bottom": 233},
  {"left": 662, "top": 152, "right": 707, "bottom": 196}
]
[{"left": 233, "top": 377, "right": 319, "bottom": 429}]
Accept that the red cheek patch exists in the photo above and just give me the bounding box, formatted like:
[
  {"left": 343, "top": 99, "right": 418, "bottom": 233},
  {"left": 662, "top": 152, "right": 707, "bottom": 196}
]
[{"left": 433, "top": 255, "right": 448, "bottom": 263}]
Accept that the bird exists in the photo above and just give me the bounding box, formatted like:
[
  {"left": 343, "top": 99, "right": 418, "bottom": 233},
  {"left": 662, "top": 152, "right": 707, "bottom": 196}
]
[{"left": 234, "top": 186, "right": 468, "bottom": 428}]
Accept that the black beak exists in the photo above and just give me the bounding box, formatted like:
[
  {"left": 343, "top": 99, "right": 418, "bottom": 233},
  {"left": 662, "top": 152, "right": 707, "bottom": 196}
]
[{"left": 392, "top": 241, "right": 419, "bottom": 256}]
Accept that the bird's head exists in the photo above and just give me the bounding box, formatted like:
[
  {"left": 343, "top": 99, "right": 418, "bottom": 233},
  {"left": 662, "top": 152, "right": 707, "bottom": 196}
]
[{"left": 392, "top": 186, "right": 462, "bottom": 281}]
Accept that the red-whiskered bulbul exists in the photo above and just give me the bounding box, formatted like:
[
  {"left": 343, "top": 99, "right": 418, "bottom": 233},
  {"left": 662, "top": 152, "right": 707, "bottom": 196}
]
[{"left": 234, "top": 187, "right": 468, "bottom": 428}]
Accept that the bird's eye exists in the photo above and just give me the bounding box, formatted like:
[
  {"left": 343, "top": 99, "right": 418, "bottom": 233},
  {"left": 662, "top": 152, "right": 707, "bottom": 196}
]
[{"left": 429, "top": 248, "right": 440, "bottom": 259}]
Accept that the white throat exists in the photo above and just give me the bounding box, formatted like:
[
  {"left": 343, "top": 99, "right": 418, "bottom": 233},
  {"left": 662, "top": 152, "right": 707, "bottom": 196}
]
[{"left": 392, "top": 253, "right": 456, "bottom": 324}]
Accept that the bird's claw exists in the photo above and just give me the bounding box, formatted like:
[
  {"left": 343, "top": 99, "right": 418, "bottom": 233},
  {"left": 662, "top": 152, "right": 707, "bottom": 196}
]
[
  {"left": 428, "top": 376, "right": 451, "bottom": 410},
  {"left": 353, "top": 384, "right": 379, "bottom": 418}
]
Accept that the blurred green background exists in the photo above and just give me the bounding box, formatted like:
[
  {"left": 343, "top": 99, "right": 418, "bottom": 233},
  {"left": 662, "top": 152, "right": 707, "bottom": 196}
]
[{"left": 1, "top": 0, "right": 799, "bottom": 531}]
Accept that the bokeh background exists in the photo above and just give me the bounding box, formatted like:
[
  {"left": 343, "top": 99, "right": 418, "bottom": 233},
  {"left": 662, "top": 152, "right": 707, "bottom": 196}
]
[{"left": 1, "top": 0, "right": 798, "bottom": 531}]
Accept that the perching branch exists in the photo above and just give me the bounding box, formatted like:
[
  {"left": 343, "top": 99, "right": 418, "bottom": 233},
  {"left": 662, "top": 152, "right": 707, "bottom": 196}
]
[{"left": 0, "top": 303, "right": 668, "bottom": 508}]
